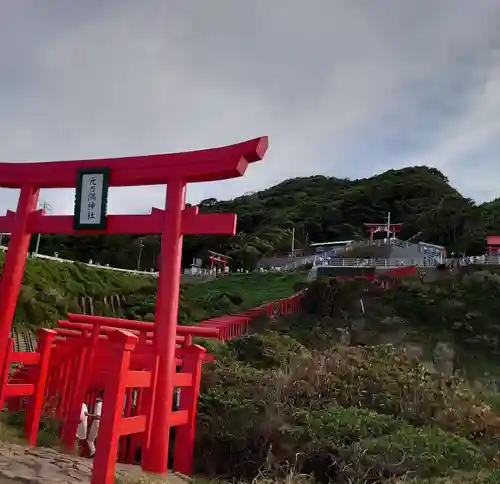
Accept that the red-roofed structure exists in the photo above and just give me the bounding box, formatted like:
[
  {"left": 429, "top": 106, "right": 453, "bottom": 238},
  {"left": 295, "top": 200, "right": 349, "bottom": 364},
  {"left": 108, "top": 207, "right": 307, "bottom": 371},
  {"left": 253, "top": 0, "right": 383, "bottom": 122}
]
[{"left": 487, "top": 235, "right": 500, "bottom": 254}]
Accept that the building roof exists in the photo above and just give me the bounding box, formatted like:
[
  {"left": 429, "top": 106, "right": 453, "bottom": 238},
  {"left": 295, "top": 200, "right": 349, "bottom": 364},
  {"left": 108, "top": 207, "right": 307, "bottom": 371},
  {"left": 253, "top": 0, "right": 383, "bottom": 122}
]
[
  {"left": 309, "top": 240, "right": 354, "bottom": 247},
  {"left": 363, "top": 222, "right": 402, "bottom": 227},
  {"left": 487, "top": 235, "right": 500, "bottom": 245},
  {"left": 418, "top": 241, "right": 445, "bottom": 249}
]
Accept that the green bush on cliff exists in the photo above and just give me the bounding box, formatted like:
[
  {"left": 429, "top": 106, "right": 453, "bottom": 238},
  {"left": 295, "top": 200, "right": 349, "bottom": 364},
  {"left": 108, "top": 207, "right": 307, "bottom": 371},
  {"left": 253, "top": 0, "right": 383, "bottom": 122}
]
[
  {"left": 229, "top": 330, "right": 310, "bottom": 369},
  {"left": 302, "top": 271, "right": 500, "bottom": 359},
  {"left": 6, "top": 248, "right": 500, "bottom": 483},
  {"left": 193, "top": 268, "right": 500, "bottom": 483},
  {"left": 197, "top": 340, "right": 500, "bottom": 482},
  {"left": 292, "top": 407, "right": 485, "bottom": 480}
]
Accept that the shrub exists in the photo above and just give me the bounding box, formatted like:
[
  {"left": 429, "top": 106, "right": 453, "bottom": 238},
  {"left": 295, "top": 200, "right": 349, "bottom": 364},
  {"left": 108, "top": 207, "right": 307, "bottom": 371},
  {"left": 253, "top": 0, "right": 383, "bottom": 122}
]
[
  {"left": 229, "top": 331, "right": 310, "bottom": 369},
  {"left": 197, "top": 341, "right": 500, "bottom": 481},
  {"left": 283, "top": 407, "right": 485, "bottom": 482}
]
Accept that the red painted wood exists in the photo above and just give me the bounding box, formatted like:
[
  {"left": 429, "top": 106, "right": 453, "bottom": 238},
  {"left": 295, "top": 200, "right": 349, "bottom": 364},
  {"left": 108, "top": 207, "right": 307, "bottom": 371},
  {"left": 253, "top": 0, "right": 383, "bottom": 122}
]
[
  {"left": 169, "top": 410, "right": 189, "bottom": 427},
  {"left": 142, "top": 354, "right": 159, "bottom": 450},
  {"left": 91, "top": 330, "right": 137, "bottom": 484},
  {"left": 173, "top": 372, "right": 193, "bottom": 388},
  {"left": 0, "top": 136, "right": 269, "bottom": 483},
  {"left": 12, "top": 353, "right": 41, "bottom": 365},
  {"left": 0, "top": 137, "right": 267, "bottom": 188},
  {"left": 0, "top": 209, "right": 238, "bottom": 236},
  {"left": 4, "top": 384, "right": 35, "bottom": 397},
  {"left": 118, "top": 415, "right": 147, "bottom": 436},
  {"left": 24, "top": 329, "right": 56, "bottom": 446},
  {"left": 0, "top": 185, "right": 39, "bottom": 376},
  {"left": 487, "top": 235, "right": 500, "bottom": 246},
  {"left": 65, "top": 315, "right": 219, "bottom": 339},
  {"left": 125, "top": 371, "right": 152, "bottom": 388},
  {"left": 140, "top": 178, "right": 184, "bottom": 474},
  {"left": 173, "top": 345, "right": 206, "bottom": 475},
  {"left": 0, "top": 340, "right": 14, "bottom": 409}
]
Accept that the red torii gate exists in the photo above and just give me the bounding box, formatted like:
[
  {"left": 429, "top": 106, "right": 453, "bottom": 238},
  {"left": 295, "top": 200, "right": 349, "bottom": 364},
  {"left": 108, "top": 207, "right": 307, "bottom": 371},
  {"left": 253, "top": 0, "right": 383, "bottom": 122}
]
[
  {"left": 208, "top": 250, "right": 231, "bottom": 272},
  {"left": 363, "top": 222, "right": 402, "bottom": 243},
  {"left": 0, "top": 136, "right": 268, "bottom": 475}
]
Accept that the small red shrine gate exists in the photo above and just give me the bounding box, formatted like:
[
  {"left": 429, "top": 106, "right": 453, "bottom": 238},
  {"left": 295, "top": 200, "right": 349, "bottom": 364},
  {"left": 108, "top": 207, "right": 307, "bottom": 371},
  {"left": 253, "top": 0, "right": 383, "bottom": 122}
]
[
  {"left": 208, "top": 250, "right": 231, "bottom": 273},
  {"left": 364, "top": 222, "right": 402, "bottom": 242},
  {"left": 0, "top": 136, "right": 268, "bottom": 478}
]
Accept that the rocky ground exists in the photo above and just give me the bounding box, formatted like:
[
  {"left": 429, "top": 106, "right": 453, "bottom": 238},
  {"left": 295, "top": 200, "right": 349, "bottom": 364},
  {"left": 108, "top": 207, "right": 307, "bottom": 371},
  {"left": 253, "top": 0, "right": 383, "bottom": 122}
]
[{"left": 0, "top": 442, "right": 188, "bottom": 484}]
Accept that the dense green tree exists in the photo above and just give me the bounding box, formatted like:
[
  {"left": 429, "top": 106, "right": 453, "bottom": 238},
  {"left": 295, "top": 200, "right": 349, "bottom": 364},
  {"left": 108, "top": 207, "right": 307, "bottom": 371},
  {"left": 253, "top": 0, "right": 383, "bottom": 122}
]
[{"left": 33, "top": 166, "right": 498, "bottom": 269}]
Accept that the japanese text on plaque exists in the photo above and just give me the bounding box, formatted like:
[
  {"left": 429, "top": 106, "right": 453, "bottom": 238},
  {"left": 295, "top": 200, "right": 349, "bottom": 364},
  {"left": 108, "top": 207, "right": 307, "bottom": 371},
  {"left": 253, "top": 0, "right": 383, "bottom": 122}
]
[{"left": 87, "top": 176, "right": 97, "bottom": 220}]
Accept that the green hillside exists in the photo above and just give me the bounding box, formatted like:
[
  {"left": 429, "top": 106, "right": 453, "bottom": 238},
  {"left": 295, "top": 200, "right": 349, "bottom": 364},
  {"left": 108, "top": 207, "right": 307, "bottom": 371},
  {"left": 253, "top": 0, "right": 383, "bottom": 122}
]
[
  {"left": 2, "top": 253, "right": 304, "bottom": 331},
  {"left": 1, "top": 167, "right": 500, "bottom": 484},
  {"left": 2, "top": 245, "right": 500, "bottom": 483},
  {"left": 33, "top": 167, "right": 500, "bottom": 271},
  {"left": 197, "top": 268, "right": 500, "bottom": 484}
]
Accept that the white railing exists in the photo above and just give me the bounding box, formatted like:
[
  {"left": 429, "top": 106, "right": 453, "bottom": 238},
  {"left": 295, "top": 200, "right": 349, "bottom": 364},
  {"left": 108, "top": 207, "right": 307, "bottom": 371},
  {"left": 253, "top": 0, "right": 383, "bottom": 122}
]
[
  {"left": 279, "top": 255, "right": 316, "bottom": 271},
  {"left": 351, "top": 237, "right": 420, "bottom": 251},
  {"left": 448, "top": 256, "right": 500, "bottom": 266},
  {"left": 314, "top": 257, "right": 435, "bottom": 268},
  {"left": 349, "top": 237, "right": 447, "bottom": 253},
  {"left": 258, "top": 255, "right": 316, "bottom": 272},
  {"left": 314, "top": 256, "right": 500, "bottom": 268},
  {"left": 29, "top": 252, "right": 159, "bottom": 278}
]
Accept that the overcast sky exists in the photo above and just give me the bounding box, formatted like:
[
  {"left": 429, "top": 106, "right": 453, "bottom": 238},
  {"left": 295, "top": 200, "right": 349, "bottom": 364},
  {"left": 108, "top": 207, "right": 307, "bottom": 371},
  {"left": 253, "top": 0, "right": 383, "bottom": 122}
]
[{"left": 1, "top": 1, "right": 499, "bottom": 216}]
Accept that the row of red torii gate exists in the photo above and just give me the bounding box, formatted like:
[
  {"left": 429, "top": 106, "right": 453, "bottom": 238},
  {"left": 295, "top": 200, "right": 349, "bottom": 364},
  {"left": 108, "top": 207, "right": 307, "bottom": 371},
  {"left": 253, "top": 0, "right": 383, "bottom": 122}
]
[{"left": 0, "top": 136, "right": 299, "bottom": 484}]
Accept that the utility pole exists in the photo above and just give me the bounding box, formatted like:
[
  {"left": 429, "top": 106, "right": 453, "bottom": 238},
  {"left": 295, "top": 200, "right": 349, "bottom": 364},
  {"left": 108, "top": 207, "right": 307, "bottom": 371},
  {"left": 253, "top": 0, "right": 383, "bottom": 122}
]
[
  {"left": 291, "top": 227, "right": 295, "bottom": 259},
  {"left": 386, "top": 211, "right": 391, "bottom": 242},
  {"left": 35, "top": 201, "right": 52, "bottom": 254},
  {"left": 137, "top": 238, "right": 145, "bottom": 270}
]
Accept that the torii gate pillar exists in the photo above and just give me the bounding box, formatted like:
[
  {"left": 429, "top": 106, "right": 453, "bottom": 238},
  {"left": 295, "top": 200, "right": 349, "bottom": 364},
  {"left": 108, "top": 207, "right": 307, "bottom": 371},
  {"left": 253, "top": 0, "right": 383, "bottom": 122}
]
[
  {"left": 148, "top": 179, "right": 186, "bottom": 471},
  {"left": 0, "top": 185, "right": 39, "bottom": 372}
]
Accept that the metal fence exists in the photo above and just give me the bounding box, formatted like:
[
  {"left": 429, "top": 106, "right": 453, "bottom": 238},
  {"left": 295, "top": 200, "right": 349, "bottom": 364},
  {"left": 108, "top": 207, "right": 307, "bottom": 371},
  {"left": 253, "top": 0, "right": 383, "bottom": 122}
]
[
  {"left": 313, "top": 257, "right": 421, "bottom": 267},
  {"left": 313, "top": 256, "right": 500, "bottom": 268}
]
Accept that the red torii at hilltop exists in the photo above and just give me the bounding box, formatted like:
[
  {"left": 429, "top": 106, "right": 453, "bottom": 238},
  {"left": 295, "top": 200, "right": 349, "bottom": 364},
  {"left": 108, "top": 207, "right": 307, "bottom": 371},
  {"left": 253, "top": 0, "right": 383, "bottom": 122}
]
[
  {"left": 0, "top": 136, "right": 268, "bottom": 478},
  {"left": 363, "top": 222, "right": 402, "bottom": 243}
]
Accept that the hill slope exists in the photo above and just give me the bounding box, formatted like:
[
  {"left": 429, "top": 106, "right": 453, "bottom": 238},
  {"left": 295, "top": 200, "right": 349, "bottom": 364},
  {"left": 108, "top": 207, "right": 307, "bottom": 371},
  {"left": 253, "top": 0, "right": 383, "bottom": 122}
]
[
  {"left": 2, "top": 253, "right": 304, "bottom": 331},
  {"left": 197, "top": 269, "right": 500, "bottom": 484},
  {"left": 31, "top": 166, "right": 500, "bottom": 270}
]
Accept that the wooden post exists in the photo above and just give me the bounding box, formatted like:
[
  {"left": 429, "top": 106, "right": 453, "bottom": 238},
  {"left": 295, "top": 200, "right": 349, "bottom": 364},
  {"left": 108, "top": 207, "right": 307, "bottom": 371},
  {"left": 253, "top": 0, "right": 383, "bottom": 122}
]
[
  {"left": 143, "top": 179, "right": 186, "bottom": 474},
  {"left": 0, "top": 339, "right": 14, "bottom": 410},
  {"left": 0, "top": 185, "right": 39, "bottom": 384},
  {"left": 173, "top": 344, "right": 206, "bottom": 475},
  {"left": 24, "top": 329, "right": 56, "bottom": 446},
  {"left": 91, "top": 330, "right": 138, "bottom": 484},
  {"left": 62, "top": 337, "right": 90, "bottom": 450}
]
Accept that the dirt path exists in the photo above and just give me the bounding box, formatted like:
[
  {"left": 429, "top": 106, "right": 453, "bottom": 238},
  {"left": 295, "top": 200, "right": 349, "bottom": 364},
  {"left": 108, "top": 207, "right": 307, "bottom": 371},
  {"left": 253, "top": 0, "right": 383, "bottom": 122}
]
[{"left": 0, "top": 442, "right": 190, "bottom": 484}]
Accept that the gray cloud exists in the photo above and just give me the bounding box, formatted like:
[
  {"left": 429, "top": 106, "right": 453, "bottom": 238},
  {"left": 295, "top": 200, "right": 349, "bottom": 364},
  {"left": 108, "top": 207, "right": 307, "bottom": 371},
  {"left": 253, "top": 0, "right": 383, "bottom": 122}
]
[{"left": 0, "top": 0, "right": 499, "bottom": 217}]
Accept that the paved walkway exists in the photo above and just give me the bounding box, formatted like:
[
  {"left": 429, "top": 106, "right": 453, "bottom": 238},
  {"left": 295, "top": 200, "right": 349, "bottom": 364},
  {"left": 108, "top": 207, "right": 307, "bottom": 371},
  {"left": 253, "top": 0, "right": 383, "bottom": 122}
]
[{"left": 0, "top": 442, "right": 189, "bottom": 483}]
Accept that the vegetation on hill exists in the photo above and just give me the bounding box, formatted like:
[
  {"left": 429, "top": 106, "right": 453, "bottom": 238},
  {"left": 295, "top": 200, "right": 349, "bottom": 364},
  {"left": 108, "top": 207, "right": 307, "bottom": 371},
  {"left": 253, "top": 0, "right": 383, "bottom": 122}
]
[
  {"left": 31, "top": 167, "right": 500, "bottom": 270},
  {"left": 4, "top": 249, "right": 500, "bottom": 483},
  {"left": 3, "top": 252, "right": 304, "bottom": 331},
  {"left": 196, "top": 268, "right": 500, "bottom": 483}
]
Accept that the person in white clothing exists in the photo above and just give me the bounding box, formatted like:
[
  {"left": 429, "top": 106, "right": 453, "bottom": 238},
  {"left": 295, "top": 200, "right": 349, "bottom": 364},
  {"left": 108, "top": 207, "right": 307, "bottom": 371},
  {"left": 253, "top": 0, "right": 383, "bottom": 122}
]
[
  {"left": 87, "top": 392, "right": 103, "bottom": 457},
  {"left": 76, "top": 402, "right": 89, "bottom": 452}
]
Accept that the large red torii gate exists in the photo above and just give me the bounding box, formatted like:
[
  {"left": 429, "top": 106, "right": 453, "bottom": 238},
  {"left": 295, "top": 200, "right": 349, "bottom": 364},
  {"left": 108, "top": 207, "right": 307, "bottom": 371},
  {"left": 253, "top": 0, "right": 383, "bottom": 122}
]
[{"left": 0, "top": 136, "right": 268, "bottom": 474}]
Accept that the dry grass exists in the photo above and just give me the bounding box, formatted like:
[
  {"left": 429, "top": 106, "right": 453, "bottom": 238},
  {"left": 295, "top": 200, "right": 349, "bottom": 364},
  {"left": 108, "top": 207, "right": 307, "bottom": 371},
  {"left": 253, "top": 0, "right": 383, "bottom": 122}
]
[
  {"left": 115, "top": 470, "right": 193, "bottom": 484},
  {"left": 0, "top": 420, "right": 24, "bottom": 444}
]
